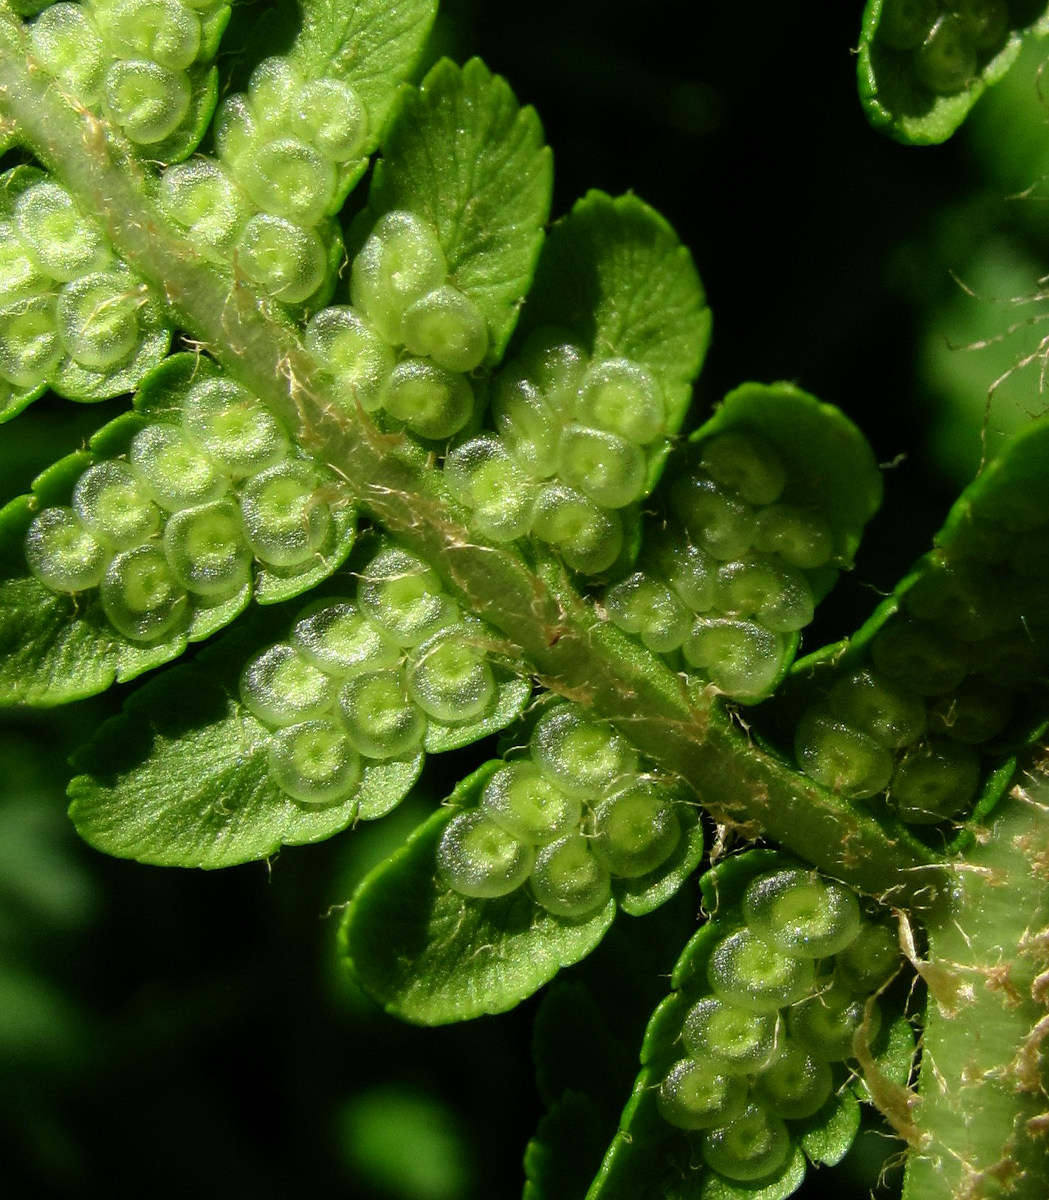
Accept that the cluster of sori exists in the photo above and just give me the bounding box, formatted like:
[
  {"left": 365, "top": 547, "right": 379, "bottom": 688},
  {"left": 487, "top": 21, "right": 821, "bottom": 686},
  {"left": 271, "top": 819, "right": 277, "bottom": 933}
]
[
  {"left": 26, "top": 0, "right": 228, "bottom": 146},
  {"left": 160, "top": 55, "right": 369, "bottom": 303},
  {"left": 794, "top": 505, "right": 1049, "bottom": 825},
  {"left": 304, "top": 209, "right": 489, "bottom": 440},
  {"left": 657, "top": 867, "right": 901, "bottom": 1184},
  {"left": 876, "top": 0, "right": 1010, "bottom": 94},
  {"left": 436, "top": 702, "right": 685, "bottom": 915},
  {"left": 239, "top": 546, "right": 507, "bottom": 805},
  {"left": 443, "top": 328, "right": 670, "bottom": 574},
  {"left": 0, "top": 169, "right": 163, "bottom": 398},
  {"left": 23, "top": 373, "right": 342, "bottom": 641},
  {"left": 604, "top": 427, "right": 830, "bottom": 701}
]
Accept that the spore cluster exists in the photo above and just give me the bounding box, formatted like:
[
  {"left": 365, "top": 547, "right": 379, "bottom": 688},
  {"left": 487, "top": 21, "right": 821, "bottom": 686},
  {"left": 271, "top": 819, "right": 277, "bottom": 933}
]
[
  {"left": 23, "top": 371, "right": 342, "bottom": 641},
  {"left": 161, "top": 52, "right": 369, "bottom": 303},
  {"left": 304, "top": 207, "right": 489, "bottom": 439},
  {"left": 0, "top": 167, "right": 167, "bottom": 404},
  {"left": 27, "top": 0, "right": 229, "bottom": 147},
  {"left": 657, "top": 867, "right": 902, "bottom": 1184},
  {"left": 875, "top": 0, "right": 1011, "bottom": 95},
  {"left": 794, "top": 499, "right": 1049, "bottom": 824},
  {"left": 445, "top": 328, "right": 672, "bottom": 574},
  {"left": 436, "top": 701, "right": 686, "bottom": 916},
  {"left": 239, "top": 544, "right": 520, "bottom": 805},
  {"left": 605, "top": 427, "right": 834, "bottom": 700}
]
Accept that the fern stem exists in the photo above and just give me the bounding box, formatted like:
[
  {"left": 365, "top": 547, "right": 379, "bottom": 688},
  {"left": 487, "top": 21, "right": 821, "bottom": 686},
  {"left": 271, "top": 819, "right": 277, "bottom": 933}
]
[
  {"left": 902, "top": 750, "right": 1049, "bottom": 1200},
  {"left": 0, "top": 7, "right": 943, "bottom": 905},
  {"left": 0, "top": 5, "right": 307, "bottom": 429}
]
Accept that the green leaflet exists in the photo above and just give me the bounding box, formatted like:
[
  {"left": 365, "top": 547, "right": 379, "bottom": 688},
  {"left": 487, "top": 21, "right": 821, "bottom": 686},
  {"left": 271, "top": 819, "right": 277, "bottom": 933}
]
[
  {"left": 689, "top": 382, "right": 883, "bottom": 579},
  {"left": 0, "top": 165, "right": 171, "bottom": 414},
  {"left": 342, "top": 720, "right": 704, "bottom": 1024},
  {"left": 367, "top": 56, "right": 553, "bottom": 363},
  {"left": 611, "top": 382, "right": 882, "bottom": 703},
  {"left": 193, "top": 337, "right": 361, "bottom": 601},
  {"left": 13, "top": 0, "right": 227, "bottom": 165},
  {"left": 778, "top": 414, "right": 1049, "bottom": 851},
  {"left": 794, "top": 1090, "right": 861, "bottom": 1168},
  {"left": 521, "top": 189, "right": 711, "bottom": 454},
  {"left": 586, "top": 1064, "right": 809, "bottom": 1200},
  {"left": 0, "top": 378, "right": 45, "bottom": 423},
  {"left": 340, "top": 765, "right": 618, "bottom": 1024},
  {"left": 291, "top": 0, "right": 437, "bottom": 138},
  {"left": 47, "top": 310, "right": 171, "bottom": 403},
  {"left": 451, "top": 190, "right": 706, "bottom": 581},
  {"left": 0, "top": 354, "right": 356, "bottom": 705},
  {"left": 66, "top": 621, "right": 424, "bottom": 868},
  {"left": 586, "top": 850, "right": 907, "bottom": 1200},
  {"left": 0, "top": 555, "right": 200, "bottom": 707},
  {"left": 943, "top": 408, "right": 1049, "bottom": 535},
  {"left": 196, "top": 3, "right": 231, "bottom": 62},
  {"left": 857, "top": 0, "right": 1049, "bottom": 145},
  {"left": 0, "top": 459, "right": 217, "bottom": 706},
  {"left": 285, "top": 0, "right": 437, "bottom": 209},
  {"left": 66, "top": 548, "right": 536, "bottom": 865},
  {"left": 254, "top": 510, "right": 356, "bottom": 604}
]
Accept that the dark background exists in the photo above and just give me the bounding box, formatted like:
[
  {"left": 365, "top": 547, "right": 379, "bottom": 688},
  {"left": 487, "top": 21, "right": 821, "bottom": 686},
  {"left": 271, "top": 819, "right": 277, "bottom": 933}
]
[{"left": 3, "top": 1, "right": 1047, "bottom": 1196}]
